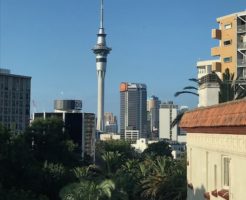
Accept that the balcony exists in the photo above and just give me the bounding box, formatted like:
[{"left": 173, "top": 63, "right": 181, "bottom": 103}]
[
  {"left": 211, "top": 47, "right": 220, "bottom": 56},
  {"left": 238, "top": 42, "right": 246, "bottom": 49},
  {"left": 212, "top": 29, "right": 221, "bottom": 40},
  {"left": 238, "top": 59, "right": 246, "bottom": 68},
  {"left": 238, "top": 24, "right": 246, "bottom": 33}
]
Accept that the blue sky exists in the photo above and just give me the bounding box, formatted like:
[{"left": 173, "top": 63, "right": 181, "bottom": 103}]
[{"left": 1, "top": 0, "right": 245, "bottom": 118}]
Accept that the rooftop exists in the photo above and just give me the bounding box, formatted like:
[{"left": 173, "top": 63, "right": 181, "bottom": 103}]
[{"left": 180, "top": 99, "right": 246, "bottom": 134}]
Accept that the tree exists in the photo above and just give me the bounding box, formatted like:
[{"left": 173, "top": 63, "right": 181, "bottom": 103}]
[
  {"left": 95, "top": 140, "right": 137, "bottom": 167},
  {"left": 139, "top": 156, "right": 186, "bottom": 200},
  {"left": 60, "top": 179, "right": 115, "bottom": 200},
  {"left": 218, "top": 68, "right": 246, "bottom": 102},
  {"left": 142, "top": 141, "right": 172, "bottom": 158},
  {"left": 24, "top": 117, "right": 81, "bottom": 167},
  {"left": 174, "top": 78, "right": 199, "bottom": 97},
  {"left": 101, "top": 151, "right": 122, "bottom": 176},
  {"left": 0, "top": 119, "right": 82, "bottom": 200}
]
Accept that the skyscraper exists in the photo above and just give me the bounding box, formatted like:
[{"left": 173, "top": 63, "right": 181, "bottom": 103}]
[
  {"left": 147, "top": 95, "right": 161, "bottom": 139},
  {"left": 0, "top": 68, "right": 31, "bottom": 132},
  {"left": 120, "top": 82, "right": 147, "bottom": 140},
  {"left": 92, "top": 0, "right": 111, "bottom": 132}
]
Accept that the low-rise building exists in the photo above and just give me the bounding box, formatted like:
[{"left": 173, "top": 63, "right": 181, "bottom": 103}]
[
  {"left": 100, "top": 133, "right": 121, "bottom": 141},
  {"left": 180, "top": 99, "right": 246, "bottom": 200}
]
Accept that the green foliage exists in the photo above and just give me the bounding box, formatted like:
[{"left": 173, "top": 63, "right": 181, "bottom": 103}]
[
  {"left": 138, "top": 156, "right": 186, "bottom": 200},
  {"left": 95, "top": 140, "right": 137, "bottom": 171},
  {"left": 142, "top": 141, "right": 172, "bottom": 158},
  {"left": 25, "top": 117, "right": 80, "bottom": 167},
  {"left": 0, "top": 187, "right": 49, "bottom": 200},
  {"left": 60, "top": 179, "right": 115, "bottom": 200},
  {"left": 1, "top": 119, "right": 187, "bottom": 200},
  {"left": 101, "top": 151, "right": 122, "bottom": 176},
  {"left": 0, "top": 118, "right": 82, "bottom": 200},
  {"left": 96, "top": 140, "right": 136, "bottom": 158}
]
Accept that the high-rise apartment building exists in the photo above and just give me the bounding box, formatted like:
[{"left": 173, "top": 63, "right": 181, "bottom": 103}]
[
  {"left": 0, "top": 69, "right": 31, "bottom": 132},
  {"left": 147, "top": 95, "right": 161, "bottom": 139},
  {"left": 159, "top": 101, "right": 178, "bottom": 141},
  {"left": 120, "top": 82, "right": 147, "bottom": 140},
  {"left": 211, "top": 11, "right": 246, "bottom": 78}
]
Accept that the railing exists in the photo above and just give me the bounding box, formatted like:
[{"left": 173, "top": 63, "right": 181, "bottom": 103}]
[
  {"left": 238, "top": 42, "right": 246, "bottom": 49},
  {"left": 237, "top": 59, "right": 246, "bottom": 68},
  {"left": 237, "top": 24, "right": 246, "bottom": 32}
]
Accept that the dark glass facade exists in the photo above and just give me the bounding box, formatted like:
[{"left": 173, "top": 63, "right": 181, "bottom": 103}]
[{"left": 120, "top": 83, "right": 147, "bottom": 139}]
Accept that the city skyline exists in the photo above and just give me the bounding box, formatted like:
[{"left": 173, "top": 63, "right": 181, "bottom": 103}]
[{"left": 1, "top": 0, "right": 245, "bottom": 119}]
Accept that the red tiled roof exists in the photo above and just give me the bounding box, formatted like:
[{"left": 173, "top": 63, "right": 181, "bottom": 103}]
[{"left": 180, "top": 99, "right": 246, "bottom": 134}]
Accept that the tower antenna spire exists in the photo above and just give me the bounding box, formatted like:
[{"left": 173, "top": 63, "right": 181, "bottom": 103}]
[{"left": 100, "top": 0, "right": 104, "bottom": 29}]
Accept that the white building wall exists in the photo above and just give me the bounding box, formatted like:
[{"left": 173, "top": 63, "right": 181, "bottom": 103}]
[
  {"left": 159, "top": 108, "right": 169, "bottom": 139},
  {"left": 198, "top": 83, "right": 220, "bottom": 107},
  {"left": 159, "top": 106, "right": 178, "bottom": 141},
  {"left": 187, "top": 133, "right": 246, "bottom": 200}
]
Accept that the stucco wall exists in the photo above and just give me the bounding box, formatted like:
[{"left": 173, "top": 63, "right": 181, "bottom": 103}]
[{"left": 187, "top": 133, "right": 246, "bottom": 200}]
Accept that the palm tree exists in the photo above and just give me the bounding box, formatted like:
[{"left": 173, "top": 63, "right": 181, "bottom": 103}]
[
  {"left": 139, "top": 157, "right": 172, "bottom": 199},
  {"left": 101, "top": 151, "right": 122, "bottom": 176},
  {"left": 219, "top": 68, "right": 246, "bottom": 102},
  {"left": 174, "top": 78, "right": 199, "bottom": 97},
  {"left": 172, "top": 69, "right": 246, "bottom": 128},
  {"left": 139, "top": 156, "right": 186, "bottom": 200},
  {"left": 59, "top": 179, "right": 115, "bottom": 200}
]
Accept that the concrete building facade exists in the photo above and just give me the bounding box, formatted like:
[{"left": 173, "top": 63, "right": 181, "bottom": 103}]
[
  {"left": 159, "top": 101, "right": 178, "bottom": 141},
  {"left": 211, "top": 11, "right": 246, "bottom": 78},
  {"left": 120, "top": 82, "right": 147, "bottom": 139},
  {"left": 0, "top": 69, "right": 31, "bottom": 132},
  {"left": 147, "top": 95, "right": 161, "bottom": 139}
]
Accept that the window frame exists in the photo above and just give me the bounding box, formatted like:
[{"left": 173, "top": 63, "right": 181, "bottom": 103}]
[
  {"left": 224, "top": 40, "right": 232, "bottom": 46},
  {"left": 224, "top": 23, "right": 232, "bottom": 30},
  {"left": 223, "top": 57, "right": 232, "bottom": 63},
  {"left": 222, "top": 156, "right": 230, "bottom": 189}
]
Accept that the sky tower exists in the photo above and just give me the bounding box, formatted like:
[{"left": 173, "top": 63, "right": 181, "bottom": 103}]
[{"left": 92, "top": 0, "right": 112, "bottom": 132}]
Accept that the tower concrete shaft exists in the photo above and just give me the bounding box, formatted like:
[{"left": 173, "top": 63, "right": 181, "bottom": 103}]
[{"left": 92, "top": 0, "right": 111, "bottom": 132}]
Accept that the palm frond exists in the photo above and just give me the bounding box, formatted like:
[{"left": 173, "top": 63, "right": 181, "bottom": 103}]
[
  {"left": 171, "top": 112, "right": 185, "bottom": 128},
  {"left": 183, "top": 86, "right": 198, "bottom": 90},
  {"left": 188, "top": 78, "right": 199, "bottom": 83},
  {"left": 174, "top": 91, "right": 198, "bottom": 97}
]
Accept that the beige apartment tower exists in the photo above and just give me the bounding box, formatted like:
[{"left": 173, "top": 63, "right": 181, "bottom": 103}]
[{"left": 211, "top": 11, "right": 246, "bottom": 78}]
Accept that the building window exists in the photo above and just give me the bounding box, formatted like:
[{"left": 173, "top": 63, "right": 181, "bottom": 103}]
[
  {"left": 222, "top": 156, "right": 230, "bottom": 188},
  {"left": 223, "top": 57, "right": 232, "bottom": 63},
  {"left": 224, "top": 24, "right": 232, "bottom": 30},
  {"left": 224, "top": 40, "right": 231, "bottom": 46}
]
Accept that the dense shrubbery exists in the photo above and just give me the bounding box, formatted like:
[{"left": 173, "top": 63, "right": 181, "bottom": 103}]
[{"left": 0, "top": 119, "right": 186, "bottom": 200}]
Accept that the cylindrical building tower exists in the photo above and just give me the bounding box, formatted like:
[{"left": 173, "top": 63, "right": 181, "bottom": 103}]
[{"left": 92, "top": 0, "right": 111, "bottom": 132}]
